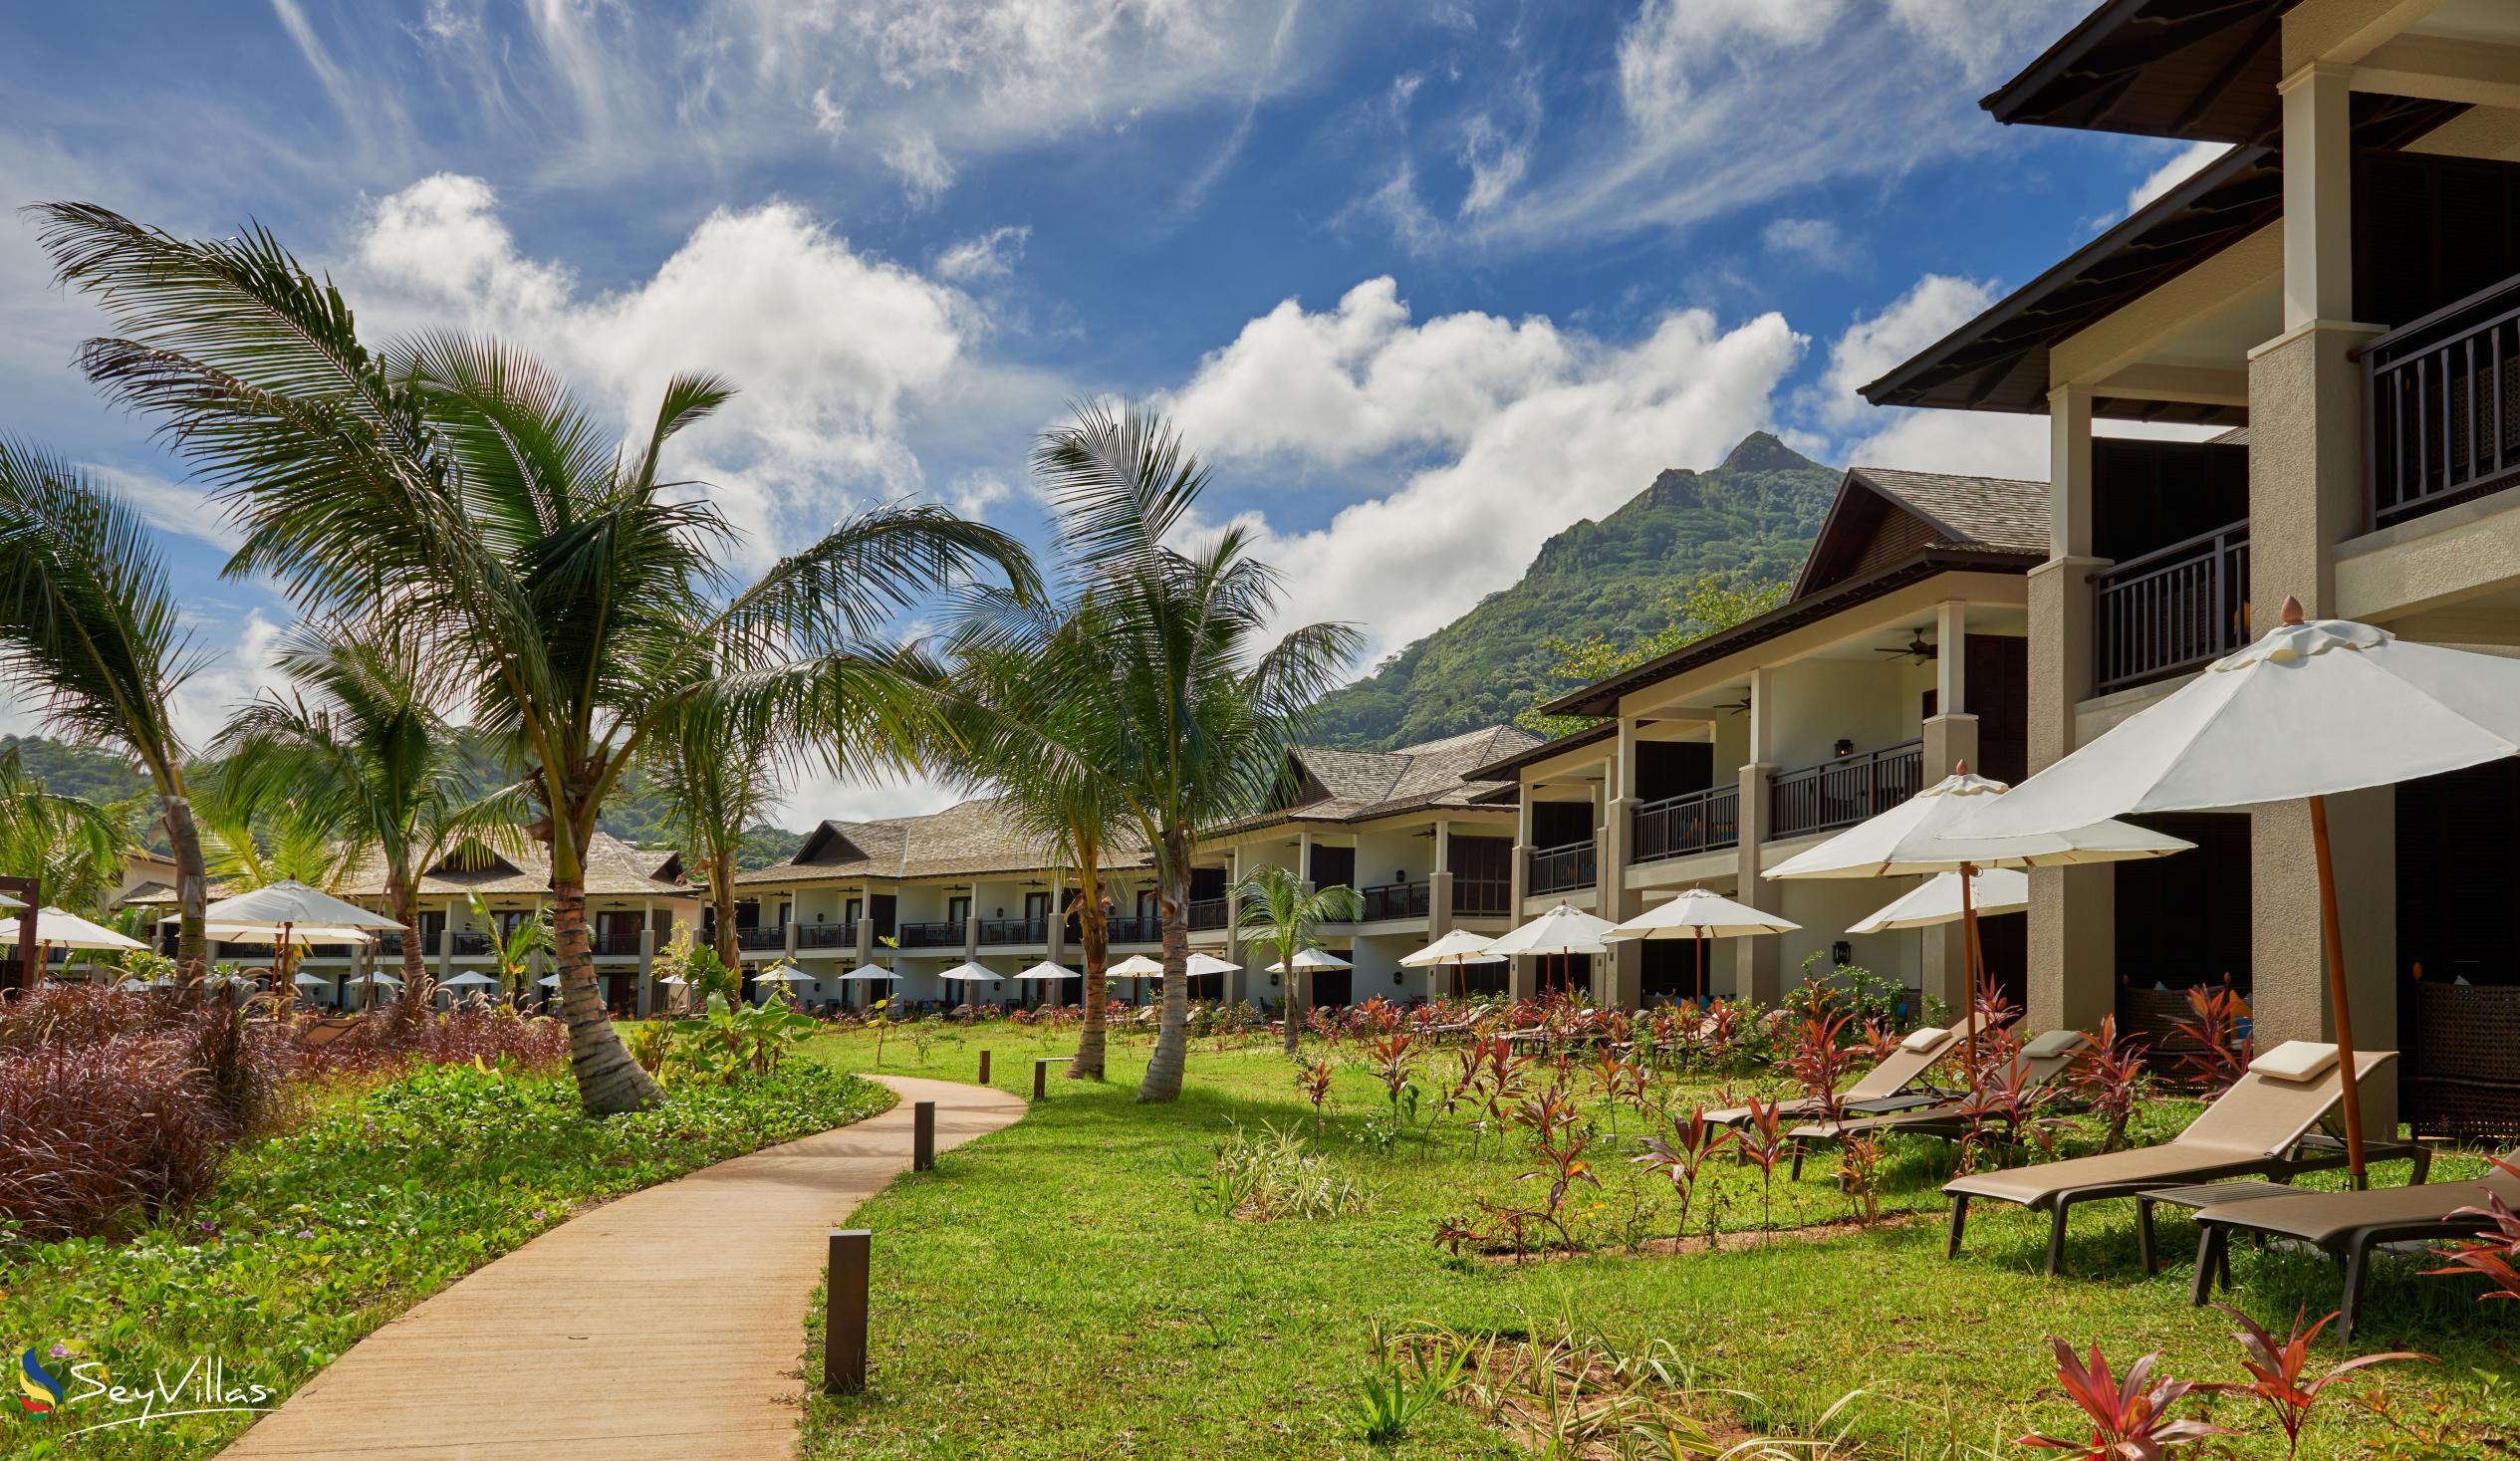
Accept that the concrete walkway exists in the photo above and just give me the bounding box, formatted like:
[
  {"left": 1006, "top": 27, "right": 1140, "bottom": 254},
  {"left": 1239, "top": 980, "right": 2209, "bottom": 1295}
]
[{"left": 219, "top": 1074, "right": 1024, "bottom": 1461}]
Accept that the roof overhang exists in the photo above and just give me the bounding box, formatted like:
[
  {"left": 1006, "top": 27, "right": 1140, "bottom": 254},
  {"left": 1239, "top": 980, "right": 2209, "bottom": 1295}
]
[{"left": 1984, "top": 0, "right": 2293, "bottom": 144}]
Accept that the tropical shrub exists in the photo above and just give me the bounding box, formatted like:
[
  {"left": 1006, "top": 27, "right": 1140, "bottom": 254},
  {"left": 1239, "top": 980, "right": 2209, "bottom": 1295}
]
[
  {"left": 2215, "top": 1305, "right": 2427, "bottom": 1457},
  {"left": 2068, "top": 1014, "right": 2150, "bottom": 1152},
  {"left": 0, "top": 1031, "right": 239, "bottom": 1240},
  {"left": 2427, "top": 1155, "right": 2520, "bottom": 1304},
  {"left": 293, "top": 1004, "right": 568, "bottom": 1077},
  {"left": 2019, "top": 1339, "right": 2229, "bottom": 1456},
  {"left": 2169, "top": 985, "right": 2254, "bottom": 1094}
]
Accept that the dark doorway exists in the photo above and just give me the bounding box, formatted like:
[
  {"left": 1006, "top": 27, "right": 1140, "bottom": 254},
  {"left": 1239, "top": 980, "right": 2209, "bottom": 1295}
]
[
  {"left": 1448, "top": 834, "right": 1513, "bottom": 916},
  {"left": 1531, "top": 801, "right": 1593, "bottom": 849},
  {"left": 1635, "top": 741, "right": 1713, "bottom": 803},
  {"left": 1309, "top": 843, "right": 1356, "bottom": 891},
  {"left": 1308, "top": 965, "right": 1353, "bottom": 1009}
]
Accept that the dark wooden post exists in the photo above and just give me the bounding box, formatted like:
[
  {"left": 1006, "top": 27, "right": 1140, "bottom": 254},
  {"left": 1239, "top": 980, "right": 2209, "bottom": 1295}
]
[
  {"left": 978, "top": 1049, "right": 991, "bottom": 1085},
  {"left": 0, "top": 875, "right": 40, "bottom": 995},
  {"left": 824, "top": 1228, "right": 870, "bottom": 1394},
  {"left": 912, "top": 1099, "right": 935, "bottom": 1171},
  {"left": 1033, "top": 1057, "right": 1049, "bottom": 1099}
]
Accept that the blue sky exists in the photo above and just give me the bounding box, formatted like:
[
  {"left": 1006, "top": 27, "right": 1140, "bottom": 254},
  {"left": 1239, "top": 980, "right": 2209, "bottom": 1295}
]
[{"left": 0, "top": 0, "right": 2221, "bottom": 818}]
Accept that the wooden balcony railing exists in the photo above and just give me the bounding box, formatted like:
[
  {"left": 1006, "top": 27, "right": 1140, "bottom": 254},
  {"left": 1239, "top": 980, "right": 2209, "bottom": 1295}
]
[
  {"left": 796, "top": 921, "right": 856, "bottom": 949},
  {"left": 1106, "top": 915, "right": 1161, "bottom": 944},
  {"left": 2093, "top": 520, "right": 2251, "bottom": 693},
  {"left": 1450, "top": 874, "right": 1512, "bottom": 917},
  {"left": 1770, "top": 740, "right": 1923, "bottom": 841},
  {"left": 976, "top": 917, "right": 1046, "bottom": 945},
  {"left": 2367, "top": 272, "right": 2520, "bottom": 527},
  {"left": 1186, "top": 897, "right": 1229, "bottom": 931},
  {"left": 1527, "top": 841, "right": 1597, "bottom": 896},
  {"left": 1633, "top": 784, "right": 1741, "bottom": 863},
  {"left": 895, "top": 920, "right": 961, "bottom": 949},
  {"left": 1358, "top": 879, "right": 1430, "bottom": 921}
]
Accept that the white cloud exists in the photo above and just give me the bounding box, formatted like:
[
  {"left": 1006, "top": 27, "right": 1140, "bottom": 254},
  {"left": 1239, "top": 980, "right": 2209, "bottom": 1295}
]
[
  {"left": 1456, "top": 86, "right": 1540, "bottom": 218},
  {"left": 946, "top": 472, "right": 1013, "bottom": 520},
  {"left": 1814, "top": 273, "right": 1999, "bottom": 427},
  {"left": 1400, "top": 0, "right": 2086, "bottom": 253},
  {"left": 346, "top": 174, "right": 975, "bottom": 574},
  {"left": 2124, "top": 139, "right": 2229, "bottom": 219},
  {"left": 1162, "top": 279, "right": 1801, "bottom": 662},
  {"left": 384, "top": 0, "right": 1322, "bottom": 205},
  {"left": 1761, "top": 216, "right": 1851, "bottom": 270},
  {"left": 87, "top": 465, "right": 243, "bottom": 556},
  {"left": 932, "top": 225, "right": 1031, "bottom": 283}
]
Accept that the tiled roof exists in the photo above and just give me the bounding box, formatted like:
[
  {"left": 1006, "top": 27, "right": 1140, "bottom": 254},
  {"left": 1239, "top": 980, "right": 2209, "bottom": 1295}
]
[
  {"left": 1849, "top": 467, "right": 2049, "bottom": 556},
  {"left": 1213, "top": 725, "right": 1536, "bottom": 835},
  {"left": 123, "top": 830, "right": 688, "bottom": 904},
  {"left": 735, "top": 797, "right": 1152, "bottom": 888},
  {"left": 339, "top": 831, "right": 688, "bottom": 898}
]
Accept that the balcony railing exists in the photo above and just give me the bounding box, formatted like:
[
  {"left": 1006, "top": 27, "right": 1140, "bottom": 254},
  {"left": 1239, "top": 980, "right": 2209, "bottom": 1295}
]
[
  {"left": 895, "top": 920, "right": 962, "bottom": 949},
  {"left": 450, "top": 931, "right": 490, "bottom": 957},
  {"left": 2367, "top": 272, "right": 2520, "bottom": 528},
  {"left": 1187, "top": 897, "right": 1228, "bottom": 931},
  {"left": 1358, "top": 879, "right": 1430, "bottom": 921},
  {"left": 592, "top": 927, "right": 643, "bottom": 957},
  {"left": 1527, "top": 841, "right": 1597, "bottom": 896},
  {"left": 378, "top": 930, "right": 405, "bottom": 955},
  {"left": 736, "top": 923, "right": 788, "bottom": 951},
  {"left": 795, "top": 921, "right": 856, "bottom": 949},
  {"left": 1450, "top": 874, "right": 1511, "bottom": 917},
  {"left": 2093, "top": 521, "right": 2251, "bottom": 693},
  {"left": 1770, "top": 740, "right": 1923, "bottom": 841},
  {"left": 1106, "top": 915, "right": 1160, "bottom": 944},
  {"left": 977, "top": 917, "right": 1047, "bottom": 945},
  {"left": 1633, "top": 784, "right": 1741, "bottom": 863}
]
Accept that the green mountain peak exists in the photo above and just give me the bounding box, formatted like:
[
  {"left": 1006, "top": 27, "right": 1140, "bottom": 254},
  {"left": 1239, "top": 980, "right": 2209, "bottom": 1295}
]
[{"left": 1304, "top": 432, "right": 1841, "bottom": 750}]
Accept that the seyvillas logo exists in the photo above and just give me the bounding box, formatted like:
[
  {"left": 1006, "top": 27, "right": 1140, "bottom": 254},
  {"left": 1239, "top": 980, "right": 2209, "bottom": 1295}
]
[{"left": 18, "top": 1348, "right": 63, "bottom": 1415}]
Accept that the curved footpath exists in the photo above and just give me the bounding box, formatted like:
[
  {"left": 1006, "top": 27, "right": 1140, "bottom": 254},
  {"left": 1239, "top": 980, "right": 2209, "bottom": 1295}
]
[{"left": 217, "top": 1074, "right": 1025, "bottom": 1461}]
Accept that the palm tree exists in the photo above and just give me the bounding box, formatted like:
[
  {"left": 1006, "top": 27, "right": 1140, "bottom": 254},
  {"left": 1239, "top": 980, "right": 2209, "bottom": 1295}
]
[
  {"left": 1234, "top": 862, "right": 1364, "bottom": 1058},
  {"left": 1025, "top": 403, "right": 1359, "bottom": 1103},
  {"left": 215, "top": 624, "right": 508, "bottom": 1022},
  {"left": 0, "top": 746, "right": 147, "bottom": 915},
  {"left": 38, "top": 203, "right": 1037, "bottom": 1114},
  {"left": 0, "top": 439, "right": 213, "bottom": 981},
  {"left": 944, "top": 592, "right": 1133, "bottom": 1079},
  {"left": 643, "top": 704, "right": 784, "bottom": 973}
]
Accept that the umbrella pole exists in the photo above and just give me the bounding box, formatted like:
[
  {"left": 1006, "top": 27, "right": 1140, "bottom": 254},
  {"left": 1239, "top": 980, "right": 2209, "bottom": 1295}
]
[
  {"left": 2308, "top": 795, "right": 2370, "bottom": 1187},
  {"left": 1958, "top": 865, "right": 1982, "bottom": 1094},
  {"left": 1695, "top": 933, "right": 1705, "bottom": 1008}
]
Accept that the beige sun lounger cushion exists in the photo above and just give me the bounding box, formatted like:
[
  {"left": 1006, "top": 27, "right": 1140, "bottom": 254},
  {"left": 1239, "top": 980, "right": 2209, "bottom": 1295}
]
[
  {"left": 1789, "top": 1030, "right": 2093, "bottom": 1142},
  {"left": 1706, "top": 1022, "right": 1980, "bottom": 1126},
  {"left": 1946, "top": 1048, "right": 2397, "bottom": 1208},
  {"left": 2189, "top": 1161, "right": 2520, "bottom": 1248}
]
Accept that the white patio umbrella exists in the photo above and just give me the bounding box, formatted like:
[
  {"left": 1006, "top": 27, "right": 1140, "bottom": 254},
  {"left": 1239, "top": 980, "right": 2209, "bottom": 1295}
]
[
  {"left": 1765, "top": 766, "right": 2189, "bottom": 1078},
  {"left": 438, "top": 970, "right": 500, "bottom": 991},
  {"left": 185, "top": 881, "right": 400, "bottom": 1003},
  {"left": 1016, "top": 960, "right": 1074, "bottom": 981},
  {"left": 1109, "top": 952, "right": 1165, "bottom": 1003},
  {"left": 1263, "top": 946, "right": 1351, "bottom": 973},
  {"left": 1602, "top": 886, "right": 1802, "bottom": 1006},
  {"left": 0, "top": 890, "right": 20, "bottom": 908},
  {"left": 0, "top": 906, "right": 146, "bottom": 953},
  {"left": 1182, "top": 951, "right": 1239, "bottom": 999},
  {"left": 837, "top": 963, "right": 897, "bottom": 981},
  {"left": 1485, "top": 902, "right": 1617, "bottom": 997},
  {"left": 1848, "top": 868, "right": 2031, "bottom": 934},
  {"left": 1952, "top": 599, "right": 2520, "bottom": 1182},
  {"left": 938, "top": 961, "right": 1003, "bottom": 983},
  {"left": 1400, "top": 927, "right": 1503, "bottom": 1000},
  {"left": 199, "top": 922, "right": 378, "bottom": 945}
]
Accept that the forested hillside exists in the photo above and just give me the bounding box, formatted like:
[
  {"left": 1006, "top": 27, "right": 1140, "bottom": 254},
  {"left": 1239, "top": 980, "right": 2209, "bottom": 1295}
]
[{"left": 1304, "top": 432, "right": 1841, "bottom": 749}]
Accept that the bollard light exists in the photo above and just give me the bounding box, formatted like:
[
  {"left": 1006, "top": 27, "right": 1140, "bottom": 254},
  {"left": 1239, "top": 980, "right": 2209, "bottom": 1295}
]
[{"left": 825, "top": 1229, "right": 870, "bottom": 1394}]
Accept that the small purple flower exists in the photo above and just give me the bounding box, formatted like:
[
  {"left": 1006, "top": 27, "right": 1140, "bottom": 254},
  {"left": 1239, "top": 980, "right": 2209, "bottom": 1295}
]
[
  {"left": 296, "top": 1228, "right": 315, "bottom": 1240},
  {"left": 531, "top": 1209, "right": 547, "bottom": 1221},
  {"left": 197, "top": 1219, "right": 222, "bottom": 1236},
  {"left": 49, "top": 1344, "right": 67, "bottom": 1359}
]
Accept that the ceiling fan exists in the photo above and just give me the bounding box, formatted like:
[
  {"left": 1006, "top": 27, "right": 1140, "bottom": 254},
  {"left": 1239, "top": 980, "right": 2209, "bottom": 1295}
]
[
  {"left": 1878, "top": 627, "right": 1937, "bottom": 664},
  {"left": 1716, "top": 696, "right": 1751, "bottom": 717}
]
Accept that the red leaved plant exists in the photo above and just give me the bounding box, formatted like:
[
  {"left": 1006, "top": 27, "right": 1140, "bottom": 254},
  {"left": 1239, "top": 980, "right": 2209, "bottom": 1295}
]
[
  {"left": 1631, "top": 1102, "right": 1733, "bottom": 1247},
  {"left": 2214, "top": 1305, "right": 2428, "bottom": 1457},
  {"left": 2019, "top": 1339, "right": 2230, "bottom": 1457},
  {"left": 2426, "top": 1154, "right": 2520, "bottom": 1304},
  {"left": 2069, "top": 1014, "right": 2150, "bottom": 1153}
]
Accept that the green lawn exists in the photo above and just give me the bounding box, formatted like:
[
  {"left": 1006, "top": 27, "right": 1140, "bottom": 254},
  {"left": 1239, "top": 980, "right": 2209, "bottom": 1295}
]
[
  {"left": 799, "top": 1023, "right": 2519, "bottom": 1459},
  {"left": 3, "top": 1057, "right": 892, "bottom": 1461}
]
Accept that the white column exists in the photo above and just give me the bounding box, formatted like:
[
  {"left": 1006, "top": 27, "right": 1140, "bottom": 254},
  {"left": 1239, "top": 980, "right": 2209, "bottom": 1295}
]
[{"left": 2280, "top": 61, "right": 2356, "bottom": 331}]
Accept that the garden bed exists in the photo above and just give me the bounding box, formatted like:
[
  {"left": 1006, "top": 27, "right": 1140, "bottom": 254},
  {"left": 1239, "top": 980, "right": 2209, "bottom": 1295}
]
[
  {"left": 2, "top": 1055, "right": 890, "bottom": 1460},
  {"left": 796, "top": 1023, "right": 2519, "bottom": 1460}
]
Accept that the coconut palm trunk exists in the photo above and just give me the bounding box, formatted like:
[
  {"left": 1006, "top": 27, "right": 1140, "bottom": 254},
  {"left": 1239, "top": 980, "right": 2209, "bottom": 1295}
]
[
  {"left": 1137, "top": 831, "right": 1196, "bottom": 1101},
  {"left": 550, "top": 829, "right": 663, "bottom": 1113},
  {"left": 1069, "top": 881, "right": 1112, "bottom": 1080},
  {"left": 710, "top": 852, "right": 739, "bottom": 971},
  {"left": 160, "top": 792, "right": 209, "bottom": 984}
]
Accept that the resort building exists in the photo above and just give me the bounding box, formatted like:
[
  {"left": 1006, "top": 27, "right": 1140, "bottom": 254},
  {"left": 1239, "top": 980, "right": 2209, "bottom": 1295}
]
[
  {"left": 135, "top": 831, "right": 698, "bottom": 1016},
  {"left": 1866, "top": 0, "right": 2520, "bottom": 1132},
  {"left": 729, "top": 798, "right": 1158, "bottom": 1011},
  {"left": 1189, "top": 726, "right": 1531, "bottom": 1007},
  {"left": 1468, "top": 467, "right": 2048, "bottom": 1015}
]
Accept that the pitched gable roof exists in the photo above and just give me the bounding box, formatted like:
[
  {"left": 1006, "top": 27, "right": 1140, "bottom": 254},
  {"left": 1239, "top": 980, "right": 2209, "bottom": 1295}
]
[
  {"left": 1795, "top": 468, "right": 2049, "bottom": 598},
  {"left": 733, "top": 797, "right": 1151, "bottom": 889},
  {"left": 1212, "top": 725, "right": 1536, "bottom": 836}
]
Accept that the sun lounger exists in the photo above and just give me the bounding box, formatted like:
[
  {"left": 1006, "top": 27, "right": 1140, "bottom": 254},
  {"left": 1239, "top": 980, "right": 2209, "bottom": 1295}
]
[
  {"left": 1943, "top": 1043, "right": 2399, "bottom": 1277},
  {"left": 1782, "top": 1029, "right": 2093, "bottom": 1179},
  {"left": 2185, "top": 1153, "right": 2517, "bottom": 1342},
  {"left": 1706, "top": 1021, "right": 1979, "bottom": 1131}
]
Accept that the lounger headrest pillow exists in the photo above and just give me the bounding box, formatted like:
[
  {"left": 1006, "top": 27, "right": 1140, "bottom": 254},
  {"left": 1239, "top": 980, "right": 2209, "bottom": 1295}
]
[
  {"left": 2021, "top": 1029, "right": 2088, "bottom": 1059},
  {"left": 2251, "top": 1040, "right": 2340, "bottom": 1083},
  {"left": 1899, "top": 1025, "right": 1948, "bottom": 1054}
]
